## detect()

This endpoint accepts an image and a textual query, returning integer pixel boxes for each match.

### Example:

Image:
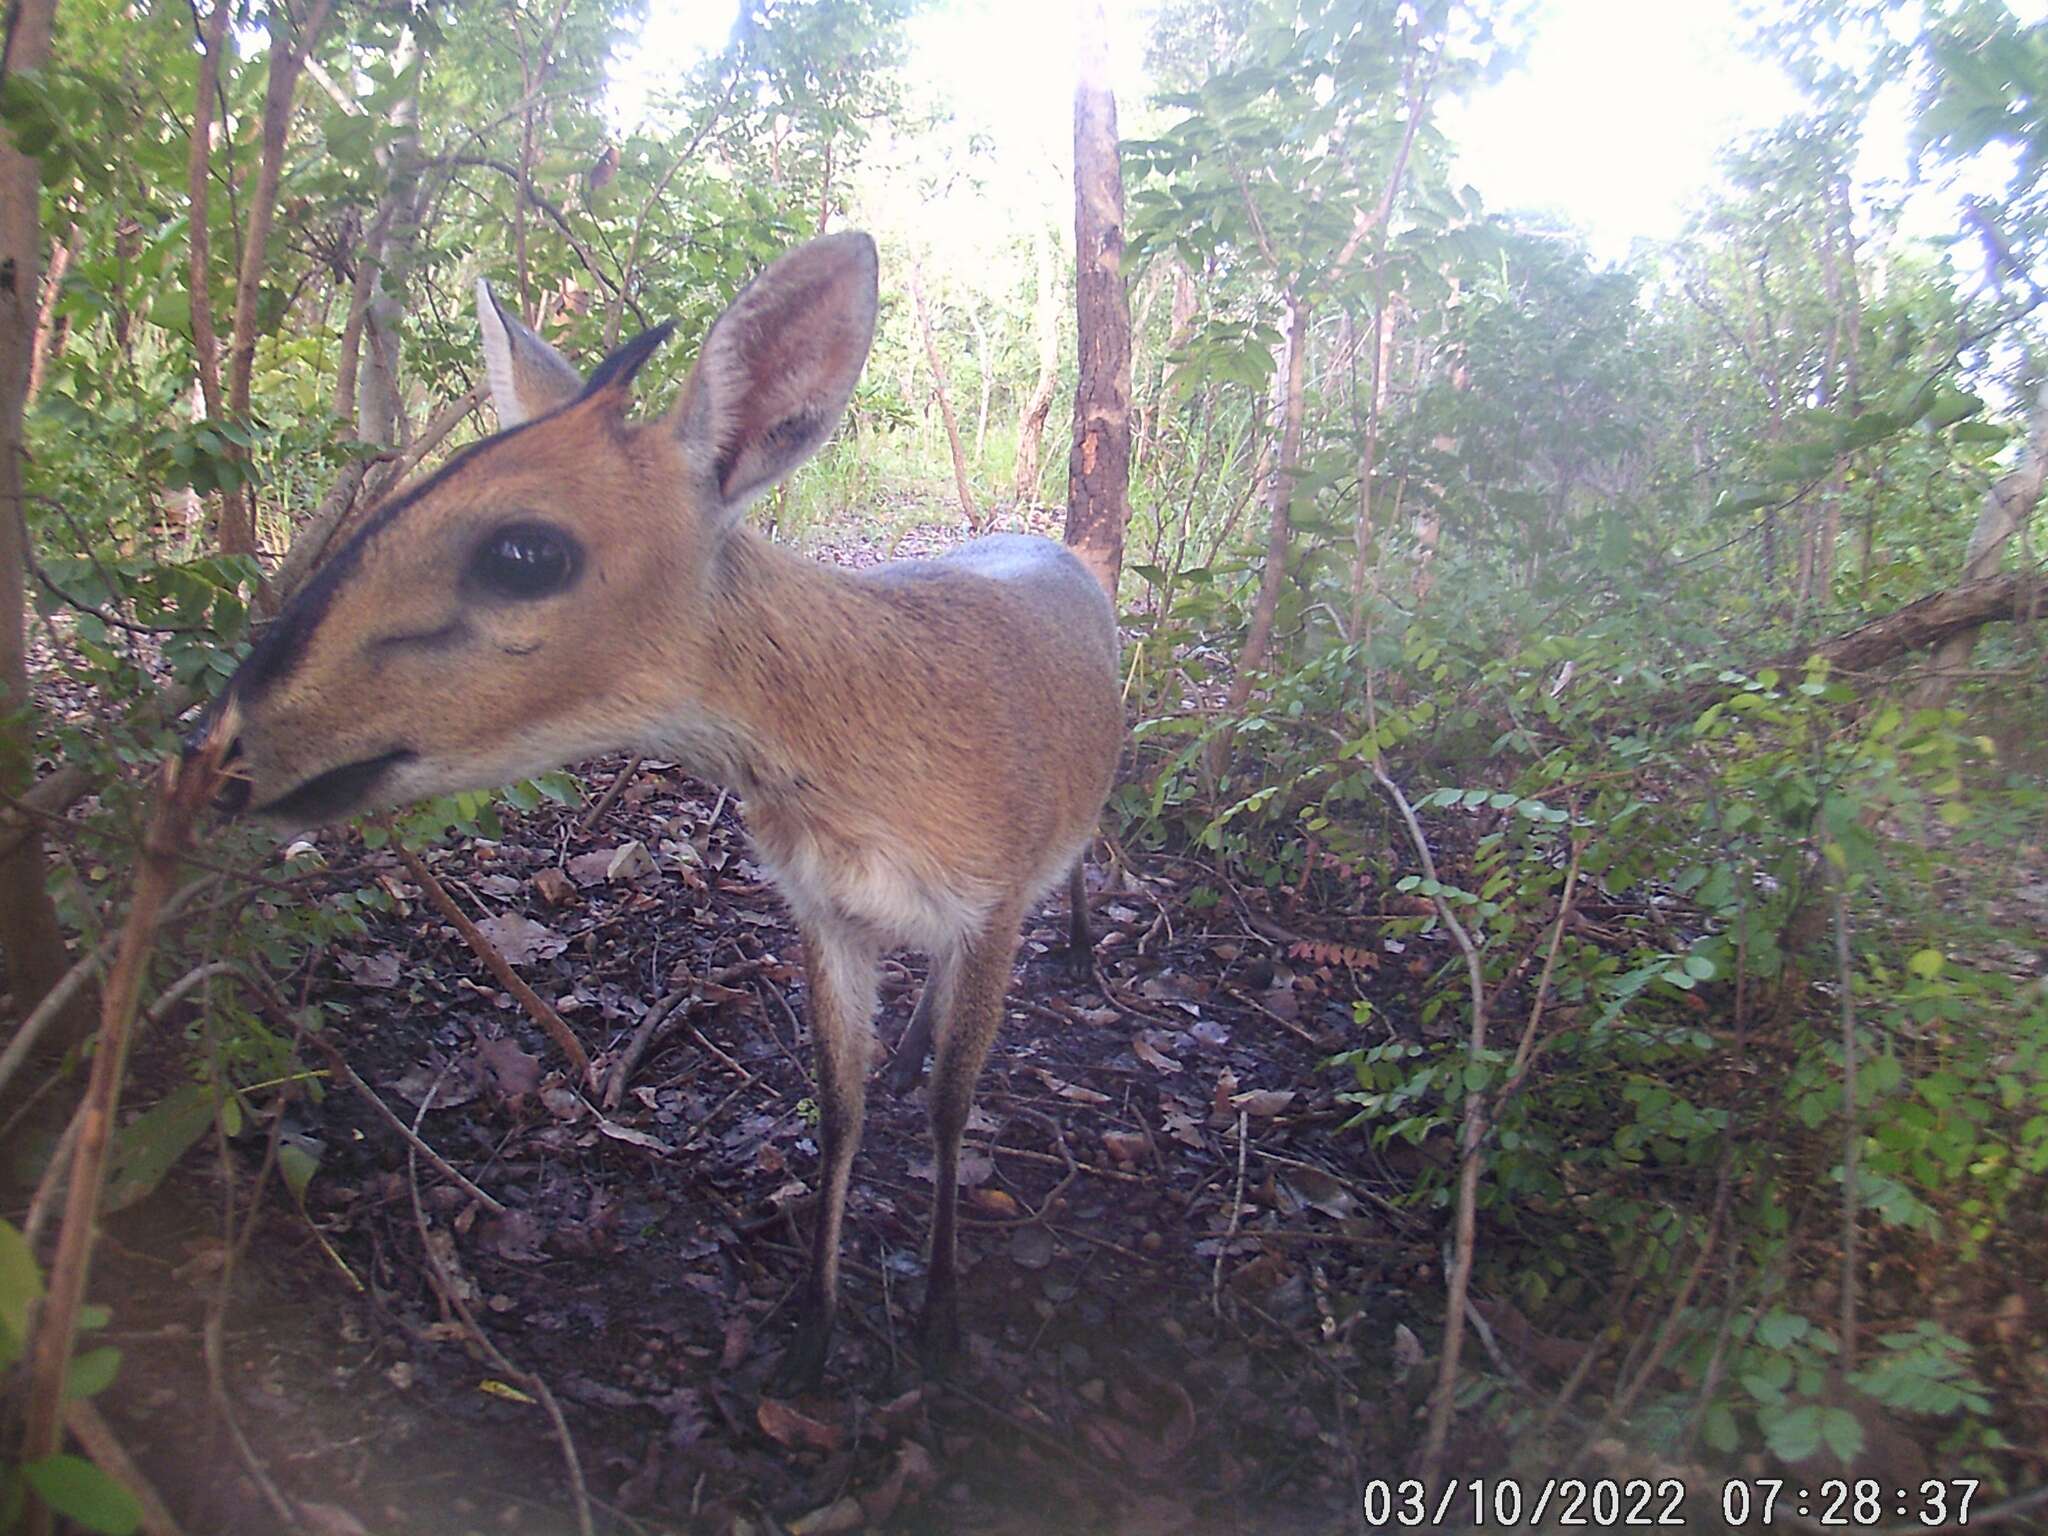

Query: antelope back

[211,234,880,824]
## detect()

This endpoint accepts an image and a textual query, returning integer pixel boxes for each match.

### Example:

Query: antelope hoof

[1061,942,1095,983]
[917,1290,962,1376]
[882,1041,928,1096]
[773,1303,834,1395]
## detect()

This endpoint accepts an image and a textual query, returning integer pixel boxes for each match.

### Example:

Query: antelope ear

[670,231,878,522]
[476,279,585,428]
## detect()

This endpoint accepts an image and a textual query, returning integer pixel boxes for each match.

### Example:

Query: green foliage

[0,1225,136,1533]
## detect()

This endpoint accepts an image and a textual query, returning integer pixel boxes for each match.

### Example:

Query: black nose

[182,691,233,761]
[213,763,251,818]
[180,706,250,817]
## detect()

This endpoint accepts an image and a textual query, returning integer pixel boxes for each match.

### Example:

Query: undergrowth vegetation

[2,0,2046,1522]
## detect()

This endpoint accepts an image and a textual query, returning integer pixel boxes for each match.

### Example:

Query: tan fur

[207,233,1122,1384]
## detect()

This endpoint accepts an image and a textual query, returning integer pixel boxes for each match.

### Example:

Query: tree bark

[908,249,977,528]
[25,225,72,405]
[968,301,992,465]
[1913,386,2048,705]
[1012,222,1063,504]
[1814,570,2042,675]
[1208,293,1304,780]
[1064,0,1131,602]
[222,0,334,559]
[0,0,88,1042]
[356,29,421,452]
[1133,256,1196,480]
[185,0,235,550]
[1349,293,1399,638]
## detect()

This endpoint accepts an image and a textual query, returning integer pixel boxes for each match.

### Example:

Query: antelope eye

[470,522,579,599]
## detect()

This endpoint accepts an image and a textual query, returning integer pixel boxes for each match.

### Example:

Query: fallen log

[1798,568,2042,675]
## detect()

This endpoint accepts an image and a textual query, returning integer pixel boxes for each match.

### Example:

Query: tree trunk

[223,0,334,561]
[1133,256,1196,480]
[908,249,977,528]
[0,0,88,1043]
[1208,293,1305,782]
[1064,0,1131,601]
[1012,222,1063,504]
[1349,293,1399,638]
[185,0,236,553]
[1914,386,2048,705]
[1808,571,2040,675]
[968,301,992,465]
[25,226,72,405]
[357,30,421,452]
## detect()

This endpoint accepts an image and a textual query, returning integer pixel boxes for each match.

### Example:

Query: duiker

[198,232,1123,1384]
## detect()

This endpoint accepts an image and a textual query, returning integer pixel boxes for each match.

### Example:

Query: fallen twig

[602,983,691,1110]
[64,1399,188,1536]
[302,1032,507,1215]
[578,754,644,833]
[391,836,594,1087]
[1212,1109,1250,1317]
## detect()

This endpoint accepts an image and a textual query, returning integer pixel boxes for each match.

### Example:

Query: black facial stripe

[369,620,468,655]
[230,420,540,702]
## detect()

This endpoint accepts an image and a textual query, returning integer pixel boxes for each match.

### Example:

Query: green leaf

[279,1142,319,1203]
[1818,1406,1866,1465]
[1761,1404,1822,1463]
[1756,1309,1806,1349]
[0,1218,45,1363]
[66,1345,122,1399]
[23,1455,142,1535]
[1907,948,1945,980]
[1702,1402,1740,1453]
[105,1084,214,1213]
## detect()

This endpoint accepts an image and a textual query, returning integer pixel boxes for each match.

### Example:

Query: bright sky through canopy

[1440,0,1807,261]
[610,0,2025,267]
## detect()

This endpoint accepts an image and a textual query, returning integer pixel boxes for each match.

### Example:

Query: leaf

[1702,1402,1740,1453]
[1907,948,1944,980]
[605,840,658,881]
[23,1455,142,1535]
[472,914,567,967]
[338,951,401,989]
[1132,1034,1183,1073]
[476,1037,542,1101]
[0,1219,44,1362]
[66,1345,122,1399]
[105,1084,215,1213]
[595,1118,674,1154]
[757,1395,845,1453]
[1288,939,1379,969]
[279,1143,320,1203]
[1761,1403,1822,1463]
[1819,1406,1867,1465]
[1228,1088,1296,1117]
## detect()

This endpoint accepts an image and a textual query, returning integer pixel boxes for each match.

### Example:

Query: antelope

[193,232,1123,1385]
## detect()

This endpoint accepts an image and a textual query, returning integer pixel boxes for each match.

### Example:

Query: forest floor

[66,509,2048,1535]
[85,513,1455,1536]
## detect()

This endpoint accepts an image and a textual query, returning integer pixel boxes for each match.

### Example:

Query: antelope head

[200,232,880,825]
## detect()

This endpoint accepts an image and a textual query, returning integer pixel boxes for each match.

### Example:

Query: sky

[608,0,2036,267]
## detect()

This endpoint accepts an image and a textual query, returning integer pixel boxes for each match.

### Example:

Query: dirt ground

[92,757,1444,1536]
